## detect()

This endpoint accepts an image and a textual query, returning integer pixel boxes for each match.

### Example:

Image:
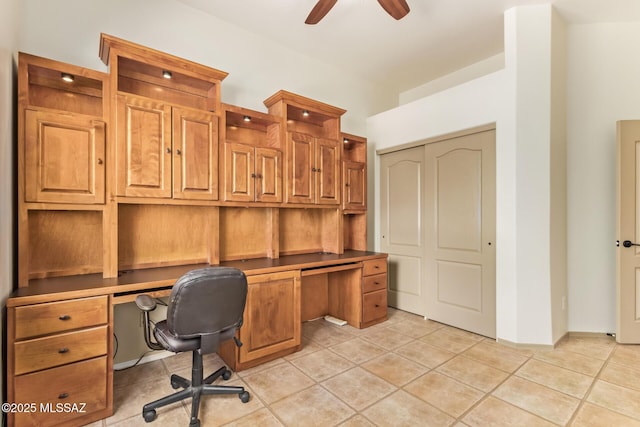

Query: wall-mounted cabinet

[17,53,110,287]
[341,132,367,212]
[342,133,368,251]
[100,34,227,202]
[221,104,282,203]
[17,36,372,285]
[117,95,219,200]
[25,109,105,205]
[264,90,345,206]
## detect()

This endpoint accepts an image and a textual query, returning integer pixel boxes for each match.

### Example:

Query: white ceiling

[176,0,640,93]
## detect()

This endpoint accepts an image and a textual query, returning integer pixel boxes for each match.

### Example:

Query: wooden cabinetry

[223,270,301,370]
[221,104,282,203]
[264,90,345,206]
[7,296,111,426]
[25,109,105,204]
[117,94,218,200]
[342,133,368,251]
[101,33,227,202]
[361,257,388,327]
[301,254,388,329]
[17,53,110,287]
[287,132,341,205]
[12,35,385,426]
[342,133,367,211]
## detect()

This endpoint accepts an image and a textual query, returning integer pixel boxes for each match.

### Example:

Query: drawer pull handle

[58,393,69,400]
[374,265,380,269]
[59,315,71,321]
[375,304,380,308]
[58,348,69,354]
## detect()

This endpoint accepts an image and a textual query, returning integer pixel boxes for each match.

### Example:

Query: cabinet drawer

[362,289,387,324]
[14,356,108,427]
[14,325,108,375]
[14,296,108,339]
[363,273,387,294]
[363,258,387,276]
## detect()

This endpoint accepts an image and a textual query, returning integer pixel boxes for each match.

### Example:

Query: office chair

[135,267,250,427]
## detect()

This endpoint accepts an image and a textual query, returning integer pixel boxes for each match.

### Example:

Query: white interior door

[380,146,427,316]
[425,129,496,338]
[616,120,640,343]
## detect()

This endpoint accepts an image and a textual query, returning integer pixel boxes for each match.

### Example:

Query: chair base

[141,351,250,425]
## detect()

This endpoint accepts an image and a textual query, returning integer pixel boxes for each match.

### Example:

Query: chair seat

[153,321,200,353]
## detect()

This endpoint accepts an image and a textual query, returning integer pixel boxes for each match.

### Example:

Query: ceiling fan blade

[377,0,410,20]
[305,0,338,25]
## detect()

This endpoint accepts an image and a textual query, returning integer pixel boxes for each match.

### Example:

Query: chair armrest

[136,294,157,311]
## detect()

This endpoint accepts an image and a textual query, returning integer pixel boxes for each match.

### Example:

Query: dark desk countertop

[9,250,387,307]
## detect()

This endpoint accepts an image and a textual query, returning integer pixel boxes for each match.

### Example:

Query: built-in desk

[6,250,387,427]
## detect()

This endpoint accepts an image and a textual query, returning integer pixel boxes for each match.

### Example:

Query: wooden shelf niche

[100,34,227,113]
[219,207,278,261]
[279,208,341,255]
[27,209,104,280]
[118,204,218,270]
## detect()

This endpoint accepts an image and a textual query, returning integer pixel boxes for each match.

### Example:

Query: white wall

[369,5,567,345]
[0,0,20,406]
[18,0,397,135]
[566,22,640,333]
[372,7,640,341]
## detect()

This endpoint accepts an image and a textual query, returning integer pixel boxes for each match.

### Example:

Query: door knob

[623,240,640,247]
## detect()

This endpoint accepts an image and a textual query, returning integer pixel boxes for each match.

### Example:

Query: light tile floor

[89,308,640,426]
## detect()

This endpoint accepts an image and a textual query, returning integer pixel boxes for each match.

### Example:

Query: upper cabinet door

[117,94,172,198]
[173,107,218,201]
[25,109,105,204]
[287,132,315,204]
[315,137,340,205]
[255,147,282,203]
[343,160,366,210]
[224,142,255,202]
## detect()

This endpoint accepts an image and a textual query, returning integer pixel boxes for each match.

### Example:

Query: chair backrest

[166,267,247,352]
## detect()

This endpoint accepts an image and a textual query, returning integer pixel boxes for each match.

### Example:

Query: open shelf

[219,207,277,261]
[28,210,103,279]
[279,208,340,255]
[118,204,217,270]
[343,213,367,251]
[24,57,106,117]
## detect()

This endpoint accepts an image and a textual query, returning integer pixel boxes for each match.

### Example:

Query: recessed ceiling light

[162,70,172,79]
[243,115,251,122]
[302,110,310,117]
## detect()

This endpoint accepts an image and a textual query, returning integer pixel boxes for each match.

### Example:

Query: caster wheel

[222,369,232,380]
[143,409,157,422]
[170,374,183,389]
[239,391,250,403]
[189,419,200,427]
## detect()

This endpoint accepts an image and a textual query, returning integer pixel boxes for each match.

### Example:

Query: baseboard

[496,338,555,351]
[113,350,174,371]
[496,331,615,351]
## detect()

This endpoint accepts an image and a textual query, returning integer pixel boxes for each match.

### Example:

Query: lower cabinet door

[362,289,387,325]
[239,270,301,363]
[13,356,107,427]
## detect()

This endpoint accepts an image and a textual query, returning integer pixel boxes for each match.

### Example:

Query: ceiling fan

[305,0,410,24]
